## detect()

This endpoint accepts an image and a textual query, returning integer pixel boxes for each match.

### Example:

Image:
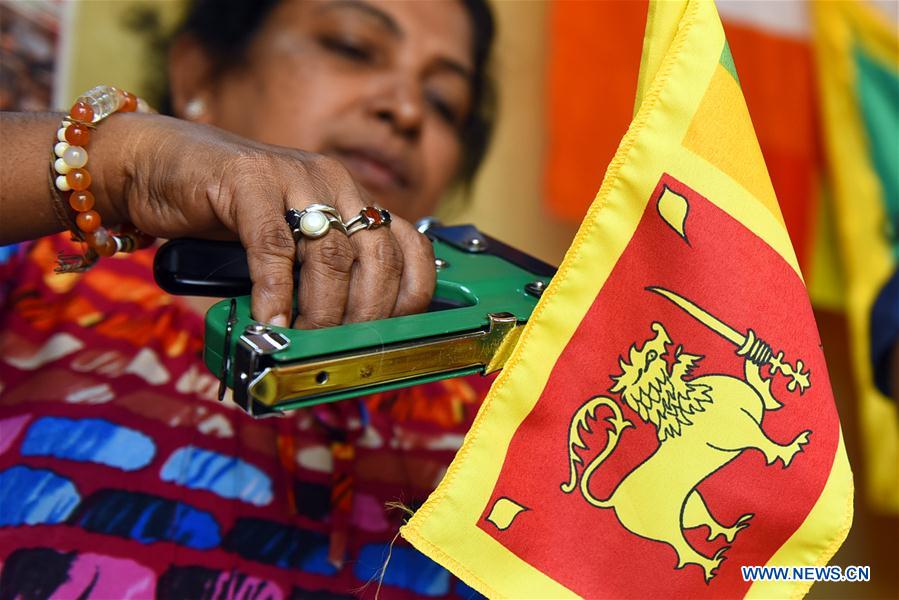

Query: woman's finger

[390,218,436,316]
[284,159,363,328]
[293,229,355,329]
[344,224,404,323]
[233,187,297,327]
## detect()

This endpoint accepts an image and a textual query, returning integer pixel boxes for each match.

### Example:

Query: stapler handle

[154,238,298,297]
[153,238,468,312]
[154,227,555,297]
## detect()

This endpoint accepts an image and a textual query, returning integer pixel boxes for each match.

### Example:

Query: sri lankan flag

[401,0,853,597]
[813,1,899,513]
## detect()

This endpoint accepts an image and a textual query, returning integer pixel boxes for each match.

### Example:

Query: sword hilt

[738,330,810,394]
[770,351,810,394]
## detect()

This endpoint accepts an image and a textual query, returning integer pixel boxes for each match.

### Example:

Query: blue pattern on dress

[354,544,451,596]
[21,417,155,471]
[160,445,273,506]
[72,489,221,549]
[0,466,80,526]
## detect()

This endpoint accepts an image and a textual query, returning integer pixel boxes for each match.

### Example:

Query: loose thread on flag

[374,529,402,600]
[352,501,415,599]
[383,500,415,517]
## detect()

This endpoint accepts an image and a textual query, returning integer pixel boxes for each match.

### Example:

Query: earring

[184,98,206,120]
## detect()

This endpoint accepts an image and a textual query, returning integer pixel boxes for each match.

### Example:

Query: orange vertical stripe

[723,22,820,271]
[545,0,648,222]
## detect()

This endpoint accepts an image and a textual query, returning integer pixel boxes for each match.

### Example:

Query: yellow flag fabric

[812,0,899,513]
[402,0,852,597]
[633,0,688,117]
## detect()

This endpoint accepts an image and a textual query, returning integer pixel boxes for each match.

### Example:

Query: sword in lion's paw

[648,287,811,394]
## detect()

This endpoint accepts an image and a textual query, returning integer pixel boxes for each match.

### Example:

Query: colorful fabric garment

[0,233,489,600]
[403,1,852,597]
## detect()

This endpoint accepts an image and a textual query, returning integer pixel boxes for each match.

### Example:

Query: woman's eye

[320,36,373,63]
[426,92,460,127]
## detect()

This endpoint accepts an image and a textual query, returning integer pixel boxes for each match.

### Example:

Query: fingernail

[269,314,288,328]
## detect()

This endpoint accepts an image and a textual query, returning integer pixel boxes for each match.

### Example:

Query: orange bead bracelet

[51,85,156,273]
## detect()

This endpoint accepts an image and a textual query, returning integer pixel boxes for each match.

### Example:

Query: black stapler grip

[153,239,299,297]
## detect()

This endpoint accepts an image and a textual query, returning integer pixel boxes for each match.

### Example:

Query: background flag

[402,1,853,597]
[545,0,833,306]
[812,0,899,513]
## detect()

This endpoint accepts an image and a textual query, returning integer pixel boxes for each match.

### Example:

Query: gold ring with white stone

[285,205,346,241]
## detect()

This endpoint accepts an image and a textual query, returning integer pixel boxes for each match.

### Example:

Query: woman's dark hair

[129,0,496,186]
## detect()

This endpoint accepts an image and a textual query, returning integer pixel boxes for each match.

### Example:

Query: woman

[0,0,494,597]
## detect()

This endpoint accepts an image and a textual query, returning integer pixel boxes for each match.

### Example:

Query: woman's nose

[369,75,424,139]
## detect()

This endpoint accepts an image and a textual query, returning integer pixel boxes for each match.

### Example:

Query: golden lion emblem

[562,315,812,582]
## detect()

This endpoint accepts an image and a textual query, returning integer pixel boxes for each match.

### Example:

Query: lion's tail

[561,395,634,508]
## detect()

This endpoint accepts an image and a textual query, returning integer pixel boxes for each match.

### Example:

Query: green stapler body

[154,225,554,417]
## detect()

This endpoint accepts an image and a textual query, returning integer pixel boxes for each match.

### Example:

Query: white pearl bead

[55,175,71,191]
[54,142,70,157]
[57,127,68,142]
[63,145,88,169]
[300,211,329,238]
[54,158,71,174]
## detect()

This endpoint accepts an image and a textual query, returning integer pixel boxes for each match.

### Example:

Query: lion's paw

[701,546,730,582]
[711,513,753,543]
[736,512,754,527]
[794,430,812,448]
[782,430,812,467]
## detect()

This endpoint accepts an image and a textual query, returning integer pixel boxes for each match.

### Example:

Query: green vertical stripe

[719,41,740,85]
[854,43,899,257]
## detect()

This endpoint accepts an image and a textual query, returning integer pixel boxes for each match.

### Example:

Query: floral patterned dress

[0,234,489,599]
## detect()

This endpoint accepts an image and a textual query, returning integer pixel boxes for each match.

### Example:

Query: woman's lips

[334,149,409,192]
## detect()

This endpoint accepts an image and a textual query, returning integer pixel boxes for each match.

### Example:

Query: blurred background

[1,0,896,597]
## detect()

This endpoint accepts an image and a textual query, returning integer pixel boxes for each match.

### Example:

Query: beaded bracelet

[51,85,156,273]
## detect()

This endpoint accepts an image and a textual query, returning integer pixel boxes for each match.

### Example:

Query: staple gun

[154,224,554,417]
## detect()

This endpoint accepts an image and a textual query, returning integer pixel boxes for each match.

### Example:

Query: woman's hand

[93,113,436,327]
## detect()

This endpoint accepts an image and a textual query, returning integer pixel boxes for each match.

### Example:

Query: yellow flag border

[634,0,689,116]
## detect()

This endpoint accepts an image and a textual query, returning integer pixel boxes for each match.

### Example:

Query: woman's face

[191,0,475,221]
